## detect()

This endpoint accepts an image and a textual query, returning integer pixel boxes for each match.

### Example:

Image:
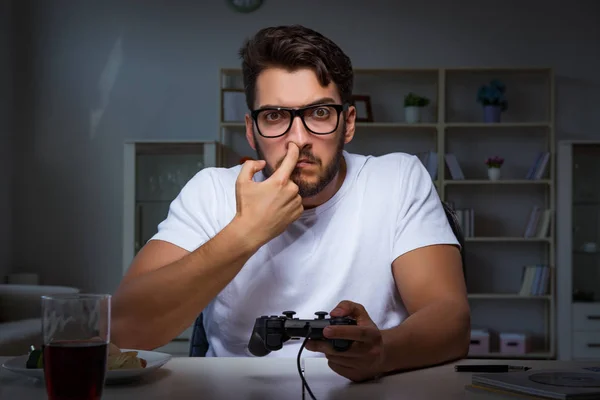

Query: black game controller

[247,311,357,357]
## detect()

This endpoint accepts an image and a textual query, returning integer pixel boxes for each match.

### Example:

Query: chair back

[189,314,209,357]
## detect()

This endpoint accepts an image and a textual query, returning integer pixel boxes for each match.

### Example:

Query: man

[111,24,470,383]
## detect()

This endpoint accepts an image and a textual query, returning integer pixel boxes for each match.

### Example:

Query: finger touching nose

[286,116,311,147]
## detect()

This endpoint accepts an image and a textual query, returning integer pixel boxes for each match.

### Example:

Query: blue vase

[483,105,501,123]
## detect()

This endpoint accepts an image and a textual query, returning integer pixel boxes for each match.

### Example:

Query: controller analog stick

[315,311,328,319]
[283,311,296,319]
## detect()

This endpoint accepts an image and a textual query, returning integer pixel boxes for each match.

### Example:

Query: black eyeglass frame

[250,103,349,138]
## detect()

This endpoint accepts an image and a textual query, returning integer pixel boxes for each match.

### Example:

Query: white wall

[11,0,600,293]
[0,0,14,281]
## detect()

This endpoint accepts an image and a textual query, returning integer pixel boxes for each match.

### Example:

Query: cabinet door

[571,144,600,303]
[134,201,171,253]
[133,142,217,255]
[123,142,219,271]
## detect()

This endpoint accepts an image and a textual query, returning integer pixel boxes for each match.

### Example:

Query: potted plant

[485,156,504,180]
[404,92,430,123]
[477,79,507,123]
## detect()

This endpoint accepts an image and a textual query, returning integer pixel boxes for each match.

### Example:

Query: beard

[254,121,346,198]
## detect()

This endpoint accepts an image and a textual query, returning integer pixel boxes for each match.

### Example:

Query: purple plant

[485,156,504,168]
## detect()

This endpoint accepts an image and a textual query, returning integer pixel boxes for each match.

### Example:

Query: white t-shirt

[150,150,459,358]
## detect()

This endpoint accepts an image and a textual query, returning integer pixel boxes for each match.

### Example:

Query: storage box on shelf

[217,67,555,359]
[469,329,497,355]
[470,330,534,356]
[499,332,532,355]
[557,141,600,361]
[122,140,220,356]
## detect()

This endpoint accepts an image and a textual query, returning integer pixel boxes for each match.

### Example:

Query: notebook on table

[467,367,600,400]
[465,383,551,399]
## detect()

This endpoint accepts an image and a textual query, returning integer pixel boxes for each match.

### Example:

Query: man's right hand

[234,142,303,245]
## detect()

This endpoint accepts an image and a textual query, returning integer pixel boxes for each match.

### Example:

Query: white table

[301,358,600,399]
[2,356,600,399]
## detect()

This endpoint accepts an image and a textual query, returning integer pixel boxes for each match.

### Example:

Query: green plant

[404,92,430,108]
[477,79,508,111]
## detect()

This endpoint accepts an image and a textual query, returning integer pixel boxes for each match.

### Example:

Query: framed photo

[351,95,373,122]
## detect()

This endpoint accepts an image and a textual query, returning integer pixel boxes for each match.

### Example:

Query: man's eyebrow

[257,97,338,109]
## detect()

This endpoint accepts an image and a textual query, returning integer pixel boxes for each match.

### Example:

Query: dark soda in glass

[43,340,108,400]
[41,293,111,400]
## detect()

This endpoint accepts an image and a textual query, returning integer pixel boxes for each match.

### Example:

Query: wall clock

[227,0,263,13]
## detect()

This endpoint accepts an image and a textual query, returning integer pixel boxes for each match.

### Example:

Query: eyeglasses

[251,103,348,138]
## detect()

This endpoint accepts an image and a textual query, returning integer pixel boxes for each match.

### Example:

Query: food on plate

[26,348,43,369]
[25,342,147,370]
[107,343,147,370]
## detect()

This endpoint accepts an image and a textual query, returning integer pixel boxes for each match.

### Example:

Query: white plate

[1,349,172,384]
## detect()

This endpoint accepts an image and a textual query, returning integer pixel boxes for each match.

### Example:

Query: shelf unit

[218,67,555,359]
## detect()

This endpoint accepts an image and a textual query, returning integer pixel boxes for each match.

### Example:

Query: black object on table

[455,364,531,373]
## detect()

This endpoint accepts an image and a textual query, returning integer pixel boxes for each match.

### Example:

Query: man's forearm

[111,218,262,350]
[379,299,471,374]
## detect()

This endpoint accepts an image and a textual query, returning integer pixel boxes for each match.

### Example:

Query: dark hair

[238,25,353,110]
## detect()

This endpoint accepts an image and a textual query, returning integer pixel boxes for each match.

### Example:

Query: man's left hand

[304,300,385,382]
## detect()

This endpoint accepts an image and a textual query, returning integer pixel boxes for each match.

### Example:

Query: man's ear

[245,114,256,150]
[344,106,356,144]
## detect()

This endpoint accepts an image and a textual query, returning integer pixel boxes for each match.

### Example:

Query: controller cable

[297,326,317,400]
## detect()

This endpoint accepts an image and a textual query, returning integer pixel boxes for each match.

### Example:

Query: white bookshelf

[217,67,556,359]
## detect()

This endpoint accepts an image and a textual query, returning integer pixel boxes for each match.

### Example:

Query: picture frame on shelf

[350,95,373,122]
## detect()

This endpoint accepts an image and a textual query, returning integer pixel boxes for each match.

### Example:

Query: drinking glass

[41,294,111,400]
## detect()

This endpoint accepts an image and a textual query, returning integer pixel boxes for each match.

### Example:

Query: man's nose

[286,115,311,147]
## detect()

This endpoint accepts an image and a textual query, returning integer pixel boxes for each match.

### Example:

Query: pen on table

[455,364,531,373]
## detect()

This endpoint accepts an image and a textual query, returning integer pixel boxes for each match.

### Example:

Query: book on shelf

[519,265,550,296]
[416,150,438,180]
[523,206,551,238]
[525,152,550,180]
[455,208,474,237]
[445,153,465,180]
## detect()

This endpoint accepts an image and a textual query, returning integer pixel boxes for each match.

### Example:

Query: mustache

[277,149,320,167]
